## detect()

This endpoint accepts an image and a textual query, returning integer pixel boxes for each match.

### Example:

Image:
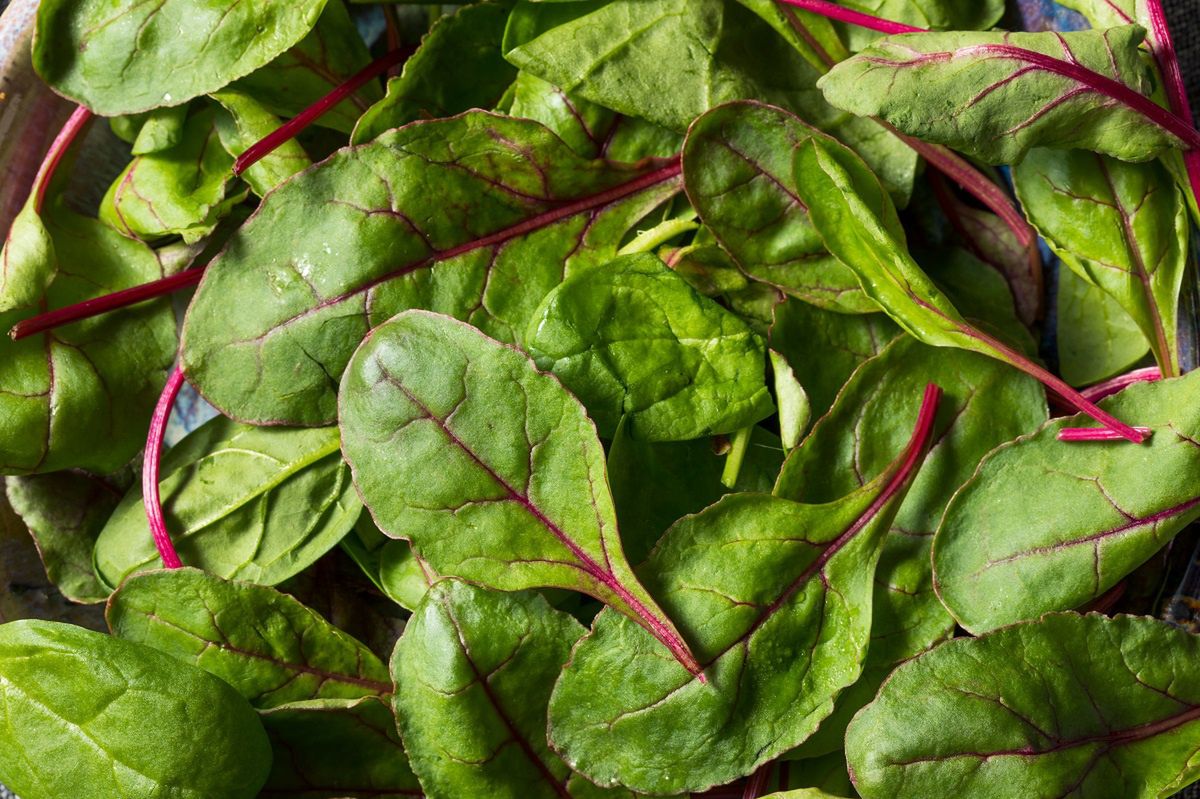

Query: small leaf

[0,619,271,799]
[212,90,312,197]
[847,613,1200,799]
[0,202,56,313]
[769,349,810,450]
[1057,266,1150,385]
[340,516,435,611]
[340,310,700,674]
[131,104,189,155]
[93,416,361,589]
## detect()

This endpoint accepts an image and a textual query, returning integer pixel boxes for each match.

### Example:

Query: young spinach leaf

[107,568,390,708]
[847,613,1200,799]
[933,370,1200,633]
[93,416,360,589]
[546,385,939,794]
[1014,148,1186,376]
[180,111,682,426]
[0,619,271,799]
[525,253,773,441]
[340,310,701,675]
[1057,265,1150,385]
[770,349,811,450]
[259,696,422,799]
[819,26,1190,164]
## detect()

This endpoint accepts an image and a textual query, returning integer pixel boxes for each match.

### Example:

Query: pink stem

[10,268,204,340]
[775,0,923,34]
[32,105,93,213]
[1143,0,1200,208]
[1059,426,1153,442]
[1080,366,1162,403]
[741,764,772,799]
[144,366,186,569]
[234,47,411,176]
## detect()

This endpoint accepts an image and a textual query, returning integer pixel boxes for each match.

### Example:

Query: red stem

[1080,366,1162,403]
[775,0,923,34]
[741,764,772,799]
[10,268,204,340]
[1058,427,1153,442]
[234,47,410,176]
[1143,0,1200,208]
[32,105,93,213]
[144,366,186,569]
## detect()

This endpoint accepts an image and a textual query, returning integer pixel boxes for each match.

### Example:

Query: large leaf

[352,3,517,144]
[847,613,1200,799]
[180,111,682,426]
[32,0,328,116]
[525,253,773,441]
[259,697,422,799]
[546,387,938,794]
[0,208,176,476]
[340,310,701,674]
[93,416,361,589]
[819,26,1182,164]
[107,569,390,708]
[933,370,1200,633]
[832,0,1005,50]
[1057,265,1150,385]
[0,619,271,799]
[1014,148,1186,375]
[776,336,1046,756]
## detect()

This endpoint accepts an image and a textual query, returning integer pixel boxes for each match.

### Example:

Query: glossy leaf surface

[212,90,312,197]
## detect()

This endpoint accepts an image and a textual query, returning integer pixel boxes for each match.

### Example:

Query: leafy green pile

[3,0,1200,797]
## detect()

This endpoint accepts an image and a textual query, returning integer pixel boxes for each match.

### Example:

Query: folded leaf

[736,0,849,72]
[108,568,390,708]
[847,613,1200,799]
[32,0,327,116]
[526,253,773,441]
[819,26,1184,164]
[933,370,1200,633]
[0,619,271,799]
[1014,148,1185,375]
[340,310,701,674]
[1057,265,1150,385]
[212,90,312,197]
[340,516,436,611]
[0,202,56,313]
[131,104,189,155]
[770,350,811,450]
[181,111,682,426]
[93,416,361,589]
[547,385,940,794]
[259,697,421,799]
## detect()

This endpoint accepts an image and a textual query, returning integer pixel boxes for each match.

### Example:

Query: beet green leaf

[847,613,1200,799]
[830,0,1004,49]
[340,310,701,675]
[32,0,327,116]
[180,111,682,426]
[93,415,361,589]
[0,619,271,799]
[934,370,1200,633]
[819,26,1185,164]
[0,199,56,314]
[546,385,939,794]
[107,568,390,709]
[212,90,312,197]
[1057,266,1150,385]
[1057,0,1136,29]
[340,516,435,612]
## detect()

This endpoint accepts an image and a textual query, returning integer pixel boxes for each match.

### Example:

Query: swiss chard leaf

[1014,148,1186,376]
[1057,265,1150,385]
[259,697,422,799]
[93,415,361,589]
[0,619,271,799]
[819,26,1184,164]
[340,310,701,674]
[32,0,327,116]
[525,253,773,441]
[847,613,1200,799]
[546,386,939,794]
[107,568,391,708]
[933,370,1200,633]
[180,111,682,426]
[352,3,517,145]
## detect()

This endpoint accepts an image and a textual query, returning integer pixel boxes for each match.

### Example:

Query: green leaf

[819,26,1179,164]
[525,253,773,441]
[925,246,1037,356]
[847,613,1200,799]
[1014,148,1185,375]
[934,369,1200,633]
[340,516,435,611]
[32,0,328,116]
[1057,0,1137,29]
[107,568,390,709]
[180,111,682,426]
[0,619,271,799]
[391,579,589,798]
[770,349,811,450]
[547,390,936,794]
[735,0,849,71]
[259,697,422,799]
[341,310,701,674]
[776,335,1046,757]
[0,201,56,314]
[101,106,244,244]
[5,470,129,604]
[682,101,893,313]
[1057,266,1150,385]
[352,3,517,144]
[0,208,176,476]
[212,90,312,197]
[832,0,1005,50]
[93,416,361,589]
[131,104,189,155]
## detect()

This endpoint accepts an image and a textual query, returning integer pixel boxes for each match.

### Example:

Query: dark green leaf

[1056,266,1149,385]
[340,515,434,611]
